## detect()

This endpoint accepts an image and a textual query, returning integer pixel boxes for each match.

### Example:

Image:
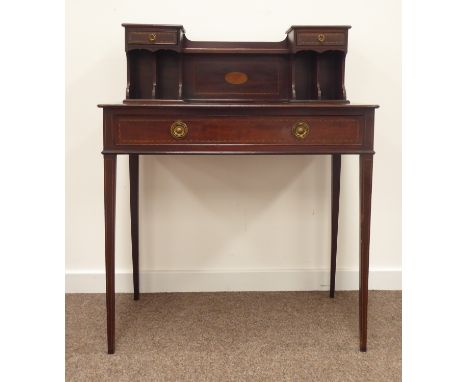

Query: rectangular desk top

[98,102,379,109]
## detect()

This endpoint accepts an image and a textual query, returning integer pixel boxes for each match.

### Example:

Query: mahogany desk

[99,24,378,354]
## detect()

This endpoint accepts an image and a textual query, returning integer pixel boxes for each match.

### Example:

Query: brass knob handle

[148,33,157,42]
[292,122,310,140]
[317,33,325,42]
[170,121,188,139]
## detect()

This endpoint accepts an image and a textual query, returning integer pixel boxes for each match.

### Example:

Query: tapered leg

[129,155,140,300]
[104,154,117,354]
[359,154,373,352]
[330,154,341,298]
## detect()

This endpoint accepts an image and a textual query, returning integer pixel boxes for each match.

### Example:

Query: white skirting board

[65,268,401,293]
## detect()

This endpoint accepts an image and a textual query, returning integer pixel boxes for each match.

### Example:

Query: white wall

[65,0,401,292]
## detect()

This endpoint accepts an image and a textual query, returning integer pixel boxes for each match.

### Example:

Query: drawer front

[296,32,346,46]
[128,30,178,45]
[114,116,363,147]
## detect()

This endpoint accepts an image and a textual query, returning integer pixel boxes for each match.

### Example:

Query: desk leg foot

[330,154,341,298]
[129,155,140,301]
[104,154,116,354]
[359,154,373,352]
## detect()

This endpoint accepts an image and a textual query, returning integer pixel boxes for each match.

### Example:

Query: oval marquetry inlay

[224,71,248,85]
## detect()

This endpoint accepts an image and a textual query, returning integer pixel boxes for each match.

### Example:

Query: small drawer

[127,30,178,45]
[296,32,346,46]
[114,116,363,147]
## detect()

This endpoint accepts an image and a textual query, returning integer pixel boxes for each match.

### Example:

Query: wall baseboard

[65,268,401,293]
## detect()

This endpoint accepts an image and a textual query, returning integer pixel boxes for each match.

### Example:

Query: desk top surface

[98,102,378,109]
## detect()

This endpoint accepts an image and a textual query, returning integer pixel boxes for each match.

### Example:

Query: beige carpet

[66,291,401,381]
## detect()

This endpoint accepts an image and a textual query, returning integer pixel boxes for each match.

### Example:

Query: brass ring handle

[317,33,325,42]
[292,122,310,140]
[170,121,188,139]
[148,33,157,42]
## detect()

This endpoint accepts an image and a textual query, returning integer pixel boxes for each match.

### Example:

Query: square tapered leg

[104,154,116,354]
[359,154,373,352]
[330,154,341,298]
[129,154,140,301]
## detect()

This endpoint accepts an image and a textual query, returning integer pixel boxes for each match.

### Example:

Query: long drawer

[113,116,363,146]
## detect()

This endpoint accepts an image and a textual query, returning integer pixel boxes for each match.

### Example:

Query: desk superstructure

[99,24,378,353]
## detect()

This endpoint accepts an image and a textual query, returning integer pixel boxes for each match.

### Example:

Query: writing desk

[99,24,378,354]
